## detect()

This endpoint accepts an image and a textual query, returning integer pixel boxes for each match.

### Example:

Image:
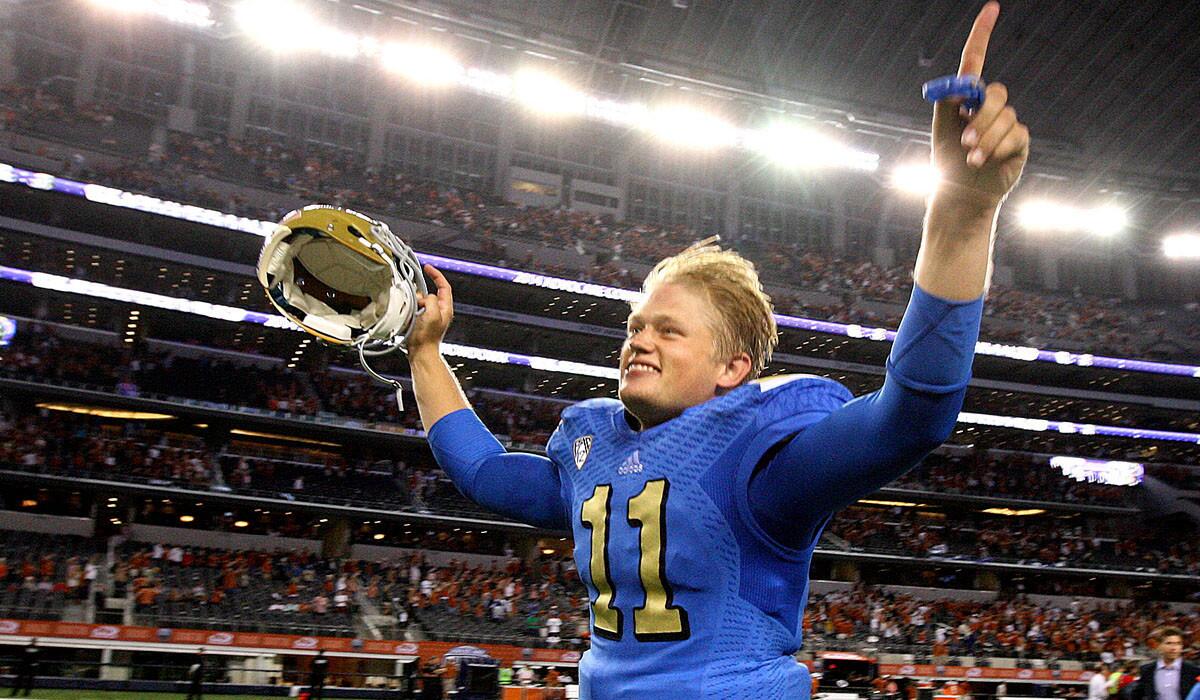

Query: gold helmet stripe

[279,206,389,266]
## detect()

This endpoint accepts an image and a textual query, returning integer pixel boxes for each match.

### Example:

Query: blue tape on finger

[922,74,985,110]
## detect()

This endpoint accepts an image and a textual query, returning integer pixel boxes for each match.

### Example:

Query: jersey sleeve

[747,283,983,550]
[1185,677,1200,700]
[426,408,569,530]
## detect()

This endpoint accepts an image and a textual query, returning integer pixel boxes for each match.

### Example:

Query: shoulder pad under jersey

[560,397,624,421]
[751,373,853,423]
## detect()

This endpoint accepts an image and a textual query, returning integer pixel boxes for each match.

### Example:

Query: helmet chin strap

[355,282,424,412]
[357,343,407,411]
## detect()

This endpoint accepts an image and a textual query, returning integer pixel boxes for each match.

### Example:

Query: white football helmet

[258,205,427,350]
[257,205,427,405]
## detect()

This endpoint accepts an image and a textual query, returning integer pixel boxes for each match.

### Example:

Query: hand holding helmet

[405,263,456,358]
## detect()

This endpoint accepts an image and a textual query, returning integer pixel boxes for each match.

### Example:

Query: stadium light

[460,67,513,99]
[1049,456,1144,486]
[513,70,587,116]
[744,122,880,172]
[1016,200,1129,236]
[643,105,739,150]
[88,0,215,28]
[380,43,464,86]
[1162,232,1200,260]
[35,403,175,420]
[235,1,312,50]
[584,97,647,128]
[980,508,1046,516]
[235,0,369,59]
[890,162,942,196]
[105,2,881,171]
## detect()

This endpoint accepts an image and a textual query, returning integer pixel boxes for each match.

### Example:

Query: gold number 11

[580,479,690,642]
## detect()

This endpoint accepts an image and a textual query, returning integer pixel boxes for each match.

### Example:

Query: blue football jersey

[545,375,852,700]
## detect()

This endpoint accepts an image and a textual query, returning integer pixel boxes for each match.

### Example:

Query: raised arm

[407,264,471,430]
[749,2,1028,549]
[408,264,567,530]
[749,285,982,548]
[917,1,1029,301]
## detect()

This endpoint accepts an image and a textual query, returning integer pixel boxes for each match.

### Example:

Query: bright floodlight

[744,122,879,172]
[460,68,513,98]
[585,97,647,129]
[514,70,586,116]
[381,43,464,86]
[890,163,941,196]
[89,0,215,28]
[1016,200,1128,236]
[644,105,739,150]
[236,1,310,47]
[235,0,366,59]
[1163,232,1200,259]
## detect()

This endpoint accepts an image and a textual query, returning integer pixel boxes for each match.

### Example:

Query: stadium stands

[0,6,1197,683]
[4,399,1191,575]
[3,80,1198,363]
[0,530,98,620]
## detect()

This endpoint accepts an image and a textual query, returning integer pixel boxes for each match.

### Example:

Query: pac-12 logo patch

[573,435,594,470]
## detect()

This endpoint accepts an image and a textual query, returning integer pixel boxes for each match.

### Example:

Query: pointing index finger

[958,1,1000,78]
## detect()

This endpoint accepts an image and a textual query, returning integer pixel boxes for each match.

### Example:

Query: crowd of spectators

[4,526,1198,661]
[2,317,1197,456]
[120,543,357,634]
[401,554,587,648]
[0,228,1187,436]
[0,531,99,620]
[3,401,1191,576]
[3,322,1196,502]
[804,584,1200,662]
[3,81,1198,361]
[0,404,514,535]
[0,321,572,442]
[0,85,122,152]
[112,541,584,646]
[1,396,1152,513]
[828,506,1200,576]
[894,450,1135,507]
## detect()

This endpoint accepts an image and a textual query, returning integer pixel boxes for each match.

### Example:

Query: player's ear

[716,352,753,390]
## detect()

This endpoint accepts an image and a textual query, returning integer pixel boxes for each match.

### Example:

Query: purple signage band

[0,262,1195,444]
[2,161,1198,379]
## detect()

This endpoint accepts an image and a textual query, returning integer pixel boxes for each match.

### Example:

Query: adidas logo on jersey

[573,435,593,470]
[617,450,644,476]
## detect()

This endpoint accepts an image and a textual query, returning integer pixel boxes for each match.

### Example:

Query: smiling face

[618,282,751,430]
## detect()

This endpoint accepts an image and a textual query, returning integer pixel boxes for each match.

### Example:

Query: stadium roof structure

[324,0,1200,246]
[419,0,1200,188]
[7,0,1200,253]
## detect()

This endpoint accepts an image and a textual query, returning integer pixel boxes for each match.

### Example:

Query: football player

[408,3,1027,698]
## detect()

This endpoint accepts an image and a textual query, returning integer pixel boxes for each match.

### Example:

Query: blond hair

[642,237,777,381]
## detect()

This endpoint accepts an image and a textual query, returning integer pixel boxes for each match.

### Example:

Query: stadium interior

[0,0,1197,699]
